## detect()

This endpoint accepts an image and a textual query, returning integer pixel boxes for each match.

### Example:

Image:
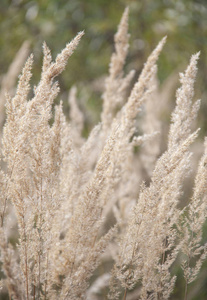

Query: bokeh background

[1,0,207,130]
[0,0,207,299]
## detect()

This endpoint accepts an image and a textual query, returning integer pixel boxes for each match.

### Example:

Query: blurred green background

[1,0,207,128]
[0,1,207,299]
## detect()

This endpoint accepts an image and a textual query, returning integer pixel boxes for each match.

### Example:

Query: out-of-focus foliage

[1,0,207,95]
[0,1,207,299]
[0,0,207,126]
[1,0,207,131]
[1,1,207,69]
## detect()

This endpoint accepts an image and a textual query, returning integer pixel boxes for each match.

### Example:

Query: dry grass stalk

[0,41,30,130]
[0,9,206,300]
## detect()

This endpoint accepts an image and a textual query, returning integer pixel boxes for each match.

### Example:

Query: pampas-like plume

[109,53,201,300]
[101,7,135,134]
[181,137,207,299]
[0,8,207,300]
[0,41,30,130]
